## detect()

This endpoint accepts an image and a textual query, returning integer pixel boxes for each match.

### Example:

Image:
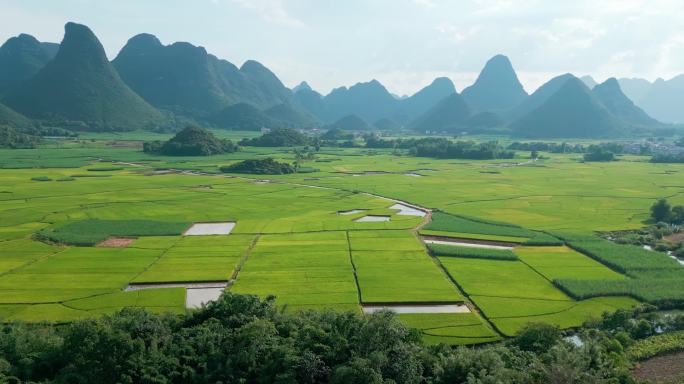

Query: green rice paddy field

[0,136,683,345]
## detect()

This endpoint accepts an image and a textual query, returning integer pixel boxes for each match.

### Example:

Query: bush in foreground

[0,292,643,384]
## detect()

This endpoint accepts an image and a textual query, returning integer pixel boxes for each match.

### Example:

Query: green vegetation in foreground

[3,292,678,384]
[427,243,518,260]
[220,158,295,174]
[36,219,190,246]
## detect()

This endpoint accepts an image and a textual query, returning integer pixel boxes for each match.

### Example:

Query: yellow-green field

[1,138,683,344]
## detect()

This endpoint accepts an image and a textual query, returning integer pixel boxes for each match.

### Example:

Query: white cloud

[230,0,304,27]
[412,0,437,8]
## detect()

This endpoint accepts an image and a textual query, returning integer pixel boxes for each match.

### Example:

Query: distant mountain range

[4,23,165,131]
[295,77,456,125]
[582,75,684,124]
[0,21,681,137]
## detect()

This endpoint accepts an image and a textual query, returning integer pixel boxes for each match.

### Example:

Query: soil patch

[184,222,236,236]
[632,352,684,383]
[664,232,684,245]
[405,173,423,177]
[362,304,471,314]
[354,215,391,222]
[422,236,516,250]
[97,237,136,248]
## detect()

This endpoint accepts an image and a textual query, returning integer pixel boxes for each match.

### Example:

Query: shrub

[583,148,615,162]
[30,176,51,181]
[220,158,296,175]
[511,323,561,353]
[240,128,310,147]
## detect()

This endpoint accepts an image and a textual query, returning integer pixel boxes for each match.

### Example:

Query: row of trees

[650,153,684,163]
[240,128,316,148]
[3,292,680,384]
[0,125,40,149]
[651,198,684,224]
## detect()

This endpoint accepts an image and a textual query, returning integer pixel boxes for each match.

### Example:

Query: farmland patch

[349,230,463,303]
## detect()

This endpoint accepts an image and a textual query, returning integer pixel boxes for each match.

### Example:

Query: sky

[1,0,684,96]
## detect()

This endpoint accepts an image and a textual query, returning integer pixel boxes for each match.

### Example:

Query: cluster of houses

[622,140,684,156]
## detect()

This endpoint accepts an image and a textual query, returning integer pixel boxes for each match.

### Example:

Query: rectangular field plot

[514,246,626,281]
[398,313,500,345]
[0,247,162,304]
[133,234,255,283]
[439,254,639,336]
[349,231,463,303]
[0,288,186,323]
[420,230,529,244]
[230,232,359,309]
[475,296,640,336]
[0,239,63,273]
[422,212,533,240]
[438,257,570,300]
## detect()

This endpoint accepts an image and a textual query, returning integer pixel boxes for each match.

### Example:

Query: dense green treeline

[0,125,39,148]
[3,293,680,384]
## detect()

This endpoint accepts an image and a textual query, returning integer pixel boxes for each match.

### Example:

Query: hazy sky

[2,0,684,96]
